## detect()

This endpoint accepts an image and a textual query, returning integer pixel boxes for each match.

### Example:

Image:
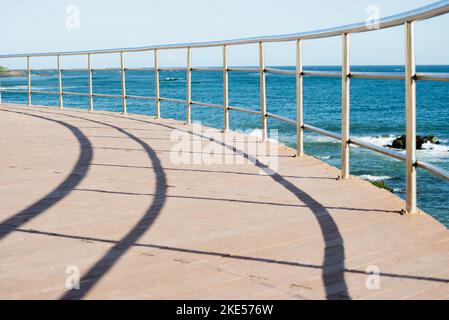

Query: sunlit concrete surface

[0,104,448,300]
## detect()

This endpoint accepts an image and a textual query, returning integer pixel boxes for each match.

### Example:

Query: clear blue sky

[1,0,448,68]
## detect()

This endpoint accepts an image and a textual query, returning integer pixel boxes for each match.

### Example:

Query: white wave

[355,134,449,161]
[356,135,396,147]
[1,85,28,90]
[31,87,52,91]
[359,174,393,182]
[246,128,278,143]
[163,77,182,81]
[248,128,262,138]
[421,141,449,152]
[304,134,339,144]
[1,85,49,90]
[418,142,449,162]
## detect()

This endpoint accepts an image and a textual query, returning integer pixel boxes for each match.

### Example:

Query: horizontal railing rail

[303,124,342,141]
[350,71,405,80]
[190,101,224,109]
[349,137,406,162]
[1,1,449,215]
[0,1,448,57]
[62,91,88,97]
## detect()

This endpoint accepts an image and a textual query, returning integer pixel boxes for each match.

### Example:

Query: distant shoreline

[0,64,448,72]
[0,68,24,77]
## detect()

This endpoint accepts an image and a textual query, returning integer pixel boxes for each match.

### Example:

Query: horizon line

[3,64,449,71]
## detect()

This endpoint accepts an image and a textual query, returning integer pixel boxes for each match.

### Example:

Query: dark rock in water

[390,135,407,149]
[421,135,439,145]
[388,135,439,150]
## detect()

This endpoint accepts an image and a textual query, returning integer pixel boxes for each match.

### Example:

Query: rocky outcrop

[388,135,439,150]
[0,69,24,77]
[371,181,394,193]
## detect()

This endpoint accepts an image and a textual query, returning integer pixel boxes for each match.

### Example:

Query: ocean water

[1,65,448,227]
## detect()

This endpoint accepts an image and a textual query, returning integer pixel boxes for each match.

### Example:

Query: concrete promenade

[1,104,448,299]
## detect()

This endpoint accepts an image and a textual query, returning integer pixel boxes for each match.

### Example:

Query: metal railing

[1,1,449,214]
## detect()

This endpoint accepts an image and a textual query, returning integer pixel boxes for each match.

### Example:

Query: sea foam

[359,174,393,181]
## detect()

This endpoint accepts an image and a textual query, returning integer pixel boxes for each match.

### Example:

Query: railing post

[296,39,304,157]
[223,45,229,131]
[27,56,31,106]
[186,47,192,124]
[154,49,161,119]
[405,21,417,214]
[87,53,93,112]
[57,55,63,110]
[259,42,267,142]
[120,51,127,114]
[341,33,350,179]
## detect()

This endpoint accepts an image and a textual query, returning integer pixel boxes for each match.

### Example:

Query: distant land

[0,66,24,77]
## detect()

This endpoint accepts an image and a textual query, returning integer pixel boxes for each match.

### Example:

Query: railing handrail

[1,1,449,58]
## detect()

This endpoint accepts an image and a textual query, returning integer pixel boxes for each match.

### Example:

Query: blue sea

[1,65,448,227]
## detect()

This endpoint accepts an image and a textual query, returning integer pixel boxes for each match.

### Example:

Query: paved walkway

[0,104,448,299]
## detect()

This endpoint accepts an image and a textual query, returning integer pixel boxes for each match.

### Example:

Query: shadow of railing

[91,162,338,181]
[82,111,352,300]
[35,112,168,300]
[0,110,93,240]
[4,106,350,299]
[14,227,449,285]
[1,108,168,300]
[75,187,400,214]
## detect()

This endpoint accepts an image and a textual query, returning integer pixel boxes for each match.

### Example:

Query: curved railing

[1,1,449,214]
